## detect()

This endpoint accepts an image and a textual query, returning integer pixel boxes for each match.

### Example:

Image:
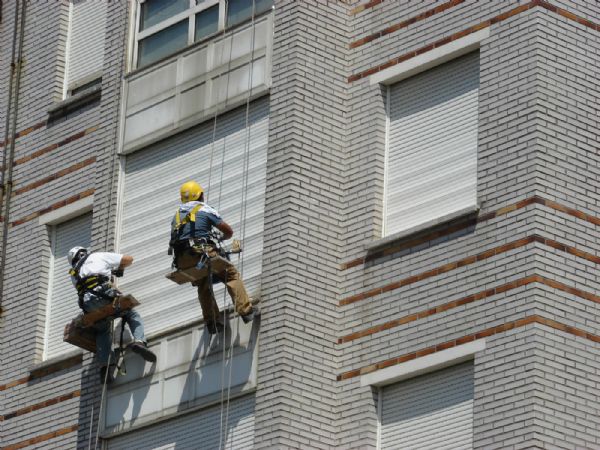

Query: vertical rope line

[89,5,127,449]
[236,2,258,279]
[223,2,259,443]
[216,4,235,450]
[207,6,234,203]
[93,320,115,450]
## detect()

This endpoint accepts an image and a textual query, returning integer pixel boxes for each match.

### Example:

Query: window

[379,362,474,449]
[118,97,269,336]
[64,0,107,97]
[44,213,92,360]
[134,0,273,68]
[384,51,480,237]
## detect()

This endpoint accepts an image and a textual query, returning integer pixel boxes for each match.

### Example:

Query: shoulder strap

[68,252,91,279]
[172,204,204,230]
[189,203,203,221]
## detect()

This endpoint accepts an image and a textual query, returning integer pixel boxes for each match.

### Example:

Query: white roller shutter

[107,393,255,450]
[66,0,107,89]
[380,361,474,450]
[118,97,268,336]
[44,213,92,360]
[385,51,479,236]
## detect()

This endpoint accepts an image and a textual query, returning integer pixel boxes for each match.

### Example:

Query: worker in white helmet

[67,247,156,383]
[169,181,256,334]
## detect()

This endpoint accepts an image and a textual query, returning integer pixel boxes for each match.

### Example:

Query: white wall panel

[380,361,474,449]
[103,320,258,437]
[385,51,479,236]
[107,394,255,450]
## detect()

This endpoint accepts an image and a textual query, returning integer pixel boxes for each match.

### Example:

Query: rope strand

[223,3,259,444]
[93,319,115,450]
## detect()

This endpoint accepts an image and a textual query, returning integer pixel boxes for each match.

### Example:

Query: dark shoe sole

[130,343,157,363]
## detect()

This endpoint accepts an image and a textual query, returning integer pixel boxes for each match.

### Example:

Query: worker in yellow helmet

[169,181,256,334]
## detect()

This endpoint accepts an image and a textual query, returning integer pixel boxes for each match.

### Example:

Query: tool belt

[172,237,226,268]
[78,277,120,309]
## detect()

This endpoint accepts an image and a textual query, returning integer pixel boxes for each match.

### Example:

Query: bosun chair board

[63,294,140,353]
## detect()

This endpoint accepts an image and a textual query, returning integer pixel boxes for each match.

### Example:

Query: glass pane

[140,0,189,30]
[226,0,251,27]
[255,0,273,15]
[194,5,219,42]
[227,0,273,28]
[138,20,188,67]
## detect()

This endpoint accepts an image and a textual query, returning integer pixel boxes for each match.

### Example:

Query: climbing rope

[203,3,237,449]
[94,1,129,441]
[206,8,236,204]
[222,1,259,446]
[92,318,116,450]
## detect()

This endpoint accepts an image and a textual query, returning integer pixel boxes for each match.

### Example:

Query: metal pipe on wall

[0,0,27,316]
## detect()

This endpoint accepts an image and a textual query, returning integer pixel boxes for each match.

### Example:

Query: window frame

[370,29,489,242]
[133,0,223,69]
[132,0,272,70]
[42,223,60,361]
[38,197,93,362]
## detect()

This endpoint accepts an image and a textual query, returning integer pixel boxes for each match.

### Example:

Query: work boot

[205,320,225,335]
[241,307,259,324]
[99,365,115,385]
[130,341,157,363]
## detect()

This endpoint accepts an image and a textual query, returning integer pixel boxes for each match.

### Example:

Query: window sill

[47,85,102,122]
[28,351,83,379]
[368,204,480,253]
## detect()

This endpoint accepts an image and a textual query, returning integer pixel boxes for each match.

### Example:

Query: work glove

[112,268,125,277]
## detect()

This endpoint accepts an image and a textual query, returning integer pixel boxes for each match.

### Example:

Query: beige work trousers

[176,246,252,324]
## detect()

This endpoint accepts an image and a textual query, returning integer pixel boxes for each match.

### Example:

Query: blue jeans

[82,292,146,366]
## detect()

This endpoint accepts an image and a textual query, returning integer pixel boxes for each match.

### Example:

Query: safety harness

[169,203,215,256]
[171,203,204,241]
[68,252,111,309]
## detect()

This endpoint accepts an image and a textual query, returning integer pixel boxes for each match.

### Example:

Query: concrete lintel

[360,338,486,387]
[38,196,94,225]
[370,28,490,86]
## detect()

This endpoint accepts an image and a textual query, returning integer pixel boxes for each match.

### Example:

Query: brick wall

[1,0,599,448]
[338,0,600,448]
[0,2,127,448]
[254,1,349,448]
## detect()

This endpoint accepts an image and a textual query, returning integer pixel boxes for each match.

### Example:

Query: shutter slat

[67,0,107,87]
[107,394,255,449]
[385,51,479,236]
[45,213,92,359]
[380,361,474,449]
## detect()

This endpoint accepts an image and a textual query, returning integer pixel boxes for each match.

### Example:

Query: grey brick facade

[1,1,599,449]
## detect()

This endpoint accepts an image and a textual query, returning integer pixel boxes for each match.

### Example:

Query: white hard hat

[67,246,88,266]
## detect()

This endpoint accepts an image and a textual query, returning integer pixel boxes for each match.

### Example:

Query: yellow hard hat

[180,181,203,202]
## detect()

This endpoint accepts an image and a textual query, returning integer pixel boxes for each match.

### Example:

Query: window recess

[64,0,107,98]
[383,51,480,237]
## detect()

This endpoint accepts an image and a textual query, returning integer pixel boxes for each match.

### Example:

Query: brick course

[1,1,599,448]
